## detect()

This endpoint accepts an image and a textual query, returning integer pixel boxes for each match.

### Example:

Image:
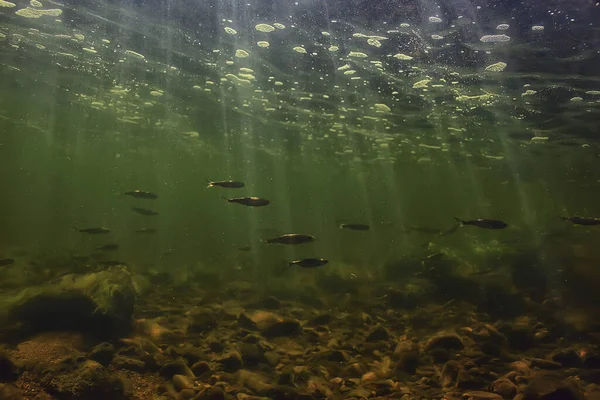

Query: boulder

[0,266,135,340]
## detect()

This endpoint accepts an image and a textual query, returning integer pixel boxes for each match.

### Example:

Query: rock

[195,386,226,400]
[179,388,195,399]
[112,356,145,372]
[173,345,204,365]
[187,312,218,334]
[306,314,332,326]
[529,358,562,370]
[429,347,450,363]
[0,351,19,382]
[237,313,257,330]
[499,325,534,351]
[159,359,195,379]
[584,353,600,369]
[40,359,124,399]
[325,350,349,363]
[0,383,23,400]
[463,391,502,400]
[366,325,389,342]
[456,369,487,390]
[551,349,582,368]
[264,351,280,366]
[262,320,302,338]
[219,351,242,372]
[173,374,193,391]
[190,361,211,376]
[521,373,583,400]
[88,342,115,366]
[240,342,265,366]
[0,266,135,339]
[489,378,517,398]
[424,333,464,352]
[260,296,281,310]
[441,360,461,388]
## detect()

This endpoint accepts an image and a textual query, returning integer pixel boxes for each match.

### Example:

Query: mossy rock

[0,266,135,341]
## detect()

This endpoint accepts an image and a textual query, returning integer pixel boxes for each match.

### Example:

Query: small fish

[208,180,245,188]
[97,244,119,251]
[124,190,158,199]
[267,233,315,245]
[80,227,110,234]
[238,246,252,252]
[98,260,128,266]
[132,207,158,216]
[454,217,508,230]
[289,258,329,268]
[560,216,600,226]
[340,223,370,231]
[226,196,270,207]
[135,228,157,234]
[0,258,15,266]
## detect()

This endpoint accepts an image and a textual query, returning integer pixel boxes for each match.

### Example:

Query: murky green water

[0,0,599,289]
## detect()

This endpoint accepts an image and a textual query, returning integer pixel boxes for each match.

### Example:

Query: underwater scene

[1,0,600,398]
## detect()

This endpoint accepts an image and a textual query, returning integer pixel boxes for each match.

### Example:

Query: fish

[340,223,370,231]
[79,227,110,234]
[132,207,159,216]
[454,217,508,230]
[560,216,600,226]
[135,228,157,234]
[238,246,252,252]
[98,260,128,266]
[124,190,158,199]
[97,244,119,251]
[226,196,270,207]
[289,258,329,268]
[0,258,15,266]
[267,233,315,245]
[208,180,245,188]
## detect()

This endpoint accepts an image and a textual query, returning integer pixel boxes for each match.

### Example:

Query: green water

[0,0,599,294]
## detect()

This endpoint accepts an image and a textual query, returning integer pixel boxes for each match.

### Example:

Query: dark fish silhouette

[289,258,329,268]
[0,258,15,266]
[135,228,157,234]
[132,207,158,216]
[97,244,119,251]
[226,196,270,207]
[125,190,158,199]
[80,227,110,234]
[267,234,315,245]
[208,180,245,188]
[98,260,128,266]
[340,223,370,231]
[560,216,600,226]
[454,217,507,230]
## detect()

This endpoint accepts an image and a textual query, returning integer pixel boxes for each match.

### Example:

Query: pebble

[441,360,460,387]
[366,325,390,342]
[112,356,145,372]
[489,378,518,398]
[159,359,195,379]
[262,320,302,338]
[529,357,562,370]
[463,391,502,400]
[424,333,464,352]
[88,342,115,366]
[190,361,211,376]
[173,374,193,391]
[551,349,582,368]
[219,351,242,372]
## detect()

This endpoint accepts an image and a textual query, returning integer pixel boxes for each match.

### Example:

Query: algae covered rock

[0,266,135,340]
[40,359,125,399]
